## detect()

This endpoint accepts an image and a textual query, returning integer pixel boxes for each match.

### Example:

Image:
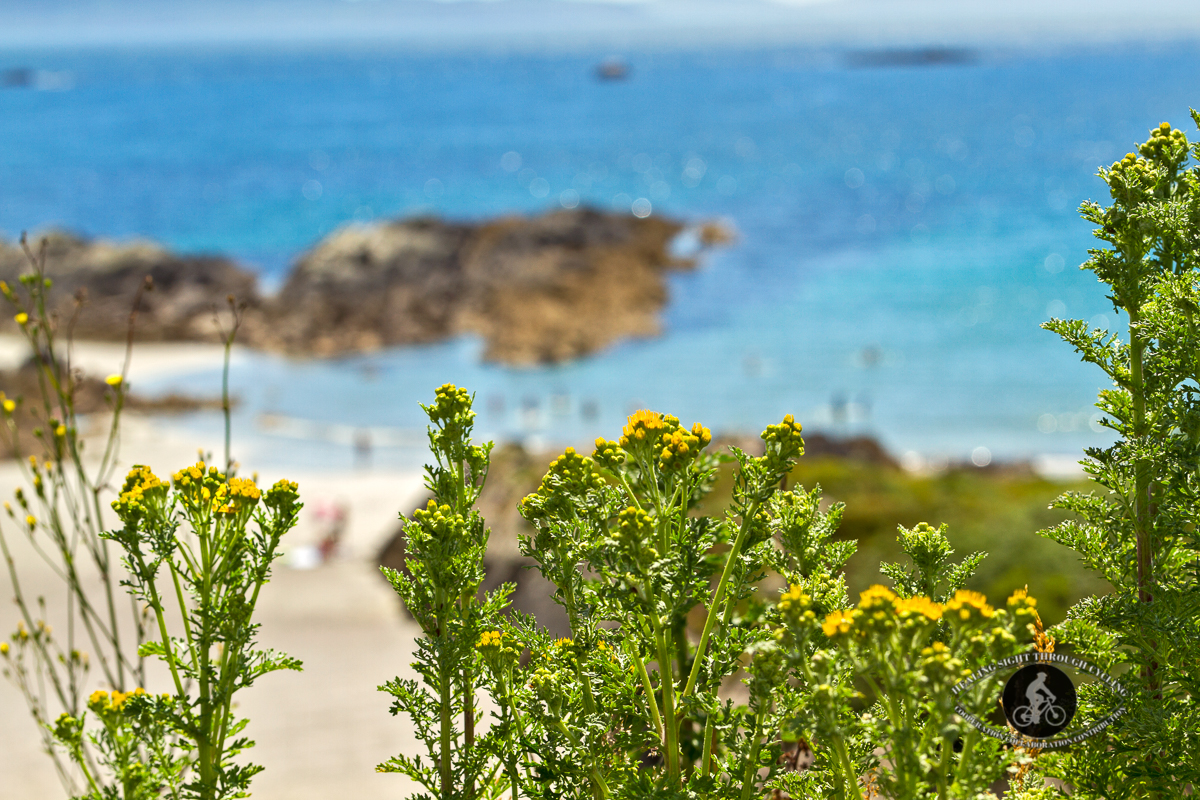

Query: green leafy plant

[383,387,1042,799]
[1033,118,1200,796]
[377,384,502,798]
[103,462,303,800]
[0,237,154,796]
[382,114,1200,800]
[778,524,1041,799]
[0,237,302,800]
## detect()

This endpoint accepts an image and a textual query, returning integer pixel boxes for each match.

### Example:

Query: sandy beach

[0,346,434,799]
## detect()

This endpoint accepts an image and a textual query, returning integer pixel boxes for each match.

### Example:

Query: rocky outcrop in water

[0,232,258,341]
[249,208,690,365]
[4,207,705,366]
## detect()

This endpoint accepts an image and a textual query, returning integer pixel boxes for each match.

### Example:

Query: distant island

[0,208,729,366]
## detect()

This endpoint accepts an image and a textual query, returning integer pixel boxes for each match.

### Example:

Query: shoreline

[0,332,1091,481]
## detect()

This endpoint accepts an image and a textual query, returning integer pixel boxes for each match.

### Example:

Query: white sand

[0,334,242,384]
[0,382,433,799]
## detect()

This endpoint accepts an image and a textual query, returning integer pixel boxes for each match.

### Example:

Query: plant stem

[683,508,756,699]
[552,719,611,799]
[832,736,866,800]
[627,638,662,739]
[649,613,680,785]
[436,592,453,799]
[1128,306,1153,604]
[738,708,766,800]
[700,711,716,776]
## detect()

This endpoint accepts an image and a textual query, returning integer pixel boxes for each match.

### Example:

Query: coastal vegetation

[3,114,1199,799]
[381,117,1200,799]
[0,241,300,800]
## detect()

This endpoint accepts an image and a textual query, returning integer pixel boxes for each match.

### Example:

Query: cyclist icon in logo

[1012,670,1067,728]
[1002,663,1076,738]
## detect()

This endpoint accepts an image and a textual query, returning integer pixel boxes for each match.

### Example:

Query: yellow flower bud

[105,374,123,387]
[14,313,28,326]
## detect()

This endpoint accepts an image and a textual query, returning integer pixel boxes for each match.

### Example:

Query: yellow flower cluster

[520,447,605,523]
[172,462,221,488]
[425,383,475,427]
[657,423,712,472]
[620,410,676,446]
[477,630,504,649]
[476,629,519,667]
[1138,121,1188,160]
[112,465,168,522]
[1108,152,1156,200]
[264,478,300,511]
[88,687,146,713]
[214,476,261,514]
[615,409,712,471]
[895,595,944,622]
[1006,587,1038,619]
[822,609,857,638]
[821,585,965,639]
[918,641,967,683]
[945,590,993,621]
[411,500,465,539]
[611,506,657,561]
[592,437,626,469]
[761,414,805,463]
[529,666,563,709]
[778,584,817,628]
[0,392,14,414]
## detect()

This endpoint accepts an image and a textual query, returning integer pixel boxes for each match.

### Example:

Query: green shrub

[0,241,301,800]
[1033,118,1200,797]
[383,116,1200,800]
[382,386,1042,799]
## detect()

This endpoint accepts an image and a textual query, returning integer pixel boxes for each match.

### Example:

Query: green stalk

[221,323,234,475]
[683,506,757,700]
[142,563,186,700]
[832,735,866,800]
[552,542,597,716]
[552,719,611,799]
[430,582,454,799]
[1128,305,1154,605]
[700,712,716,776]
[649,612,680,785]
[737,708,767,800]
[169,563,200,670]
[934,727,952,800]
[627,639,663,739]
[500,681,519,800]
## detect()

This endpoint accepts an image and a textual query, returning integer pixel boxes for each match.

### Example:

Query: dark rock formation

[3,208,701,366]
[0,232,259,342]
[247,207,690,364]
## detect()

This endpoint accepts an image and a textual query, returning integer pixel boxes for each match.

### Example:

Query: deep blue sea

[3,42,1199,469]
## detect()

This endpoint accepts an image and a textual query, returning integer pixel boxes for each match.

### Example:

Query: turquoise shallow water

[3,42,1198,468]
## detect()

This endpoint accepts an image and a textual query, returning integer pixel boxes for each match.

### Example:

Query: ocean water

[3,42,1199,470]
